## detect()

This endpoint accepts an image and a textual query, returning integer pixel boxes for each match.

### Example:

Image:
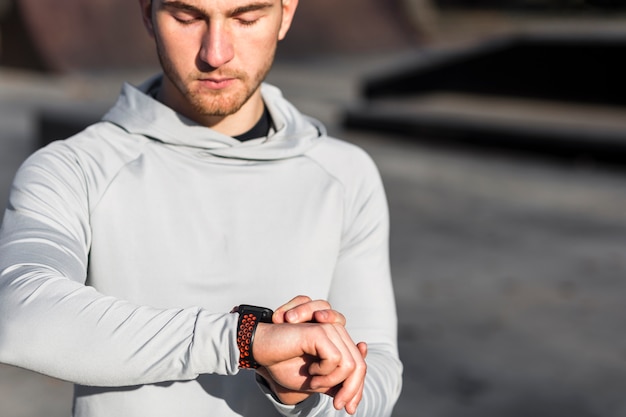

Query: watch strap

[235,304,274,369]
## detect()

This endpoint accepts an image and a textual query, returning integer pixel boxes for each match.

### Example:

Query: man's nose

[199,22,234,68]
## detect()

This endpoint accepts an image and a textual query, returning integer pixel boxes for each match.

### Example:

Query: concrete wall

[1,0,425,72]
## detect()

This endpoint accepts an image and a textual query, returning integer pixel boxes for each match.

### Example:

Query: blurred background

[2,1,626,416]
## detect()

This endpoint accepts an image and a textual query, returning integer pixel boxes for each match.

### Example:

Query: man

[0,0,402,416]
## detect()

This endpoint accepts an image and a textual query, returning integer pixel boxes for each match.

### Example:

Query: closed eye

[236,16,261,27]
[172,12,203,25]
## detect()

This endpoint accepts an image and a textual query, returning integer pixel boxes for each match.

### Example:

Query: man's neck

[234,105,272,141]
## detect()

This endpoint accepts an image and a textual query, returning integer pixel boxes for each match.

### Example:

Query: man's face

[140,0,297,126]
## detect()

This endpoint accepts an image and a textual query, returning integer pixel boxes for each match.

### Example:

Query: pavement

[2,50,626,417]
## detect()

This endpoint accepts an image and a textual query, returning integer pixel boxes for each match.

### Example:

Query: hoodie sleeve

[0,142,241,386]
[327,152,403,417]
[264,140,403,417]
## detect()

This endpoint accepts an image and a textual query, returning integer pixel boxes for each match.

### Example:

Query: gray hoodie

[0,76,402,417]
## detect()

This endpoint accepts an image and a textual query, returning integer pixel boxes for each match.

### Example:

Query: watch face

[238,305,274,323]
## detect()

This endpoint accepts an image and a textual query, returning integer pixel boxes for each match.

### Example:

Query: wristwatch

[234,304,274,369]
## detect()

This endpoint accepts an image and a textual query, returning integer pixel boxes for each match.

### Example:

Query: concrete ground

[2,50,626,417]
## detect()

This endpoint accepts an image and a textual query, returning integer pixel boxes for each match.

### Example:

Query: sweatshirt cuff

[190,310,241,376]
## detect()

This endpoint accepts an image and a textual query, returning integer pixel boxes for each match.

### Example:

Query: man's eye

[173,13,201,25]
[237,18,259,27]
[234,12,263,27]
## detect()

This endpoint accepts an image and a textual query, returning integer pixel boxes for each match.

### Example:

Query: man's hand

[253,296,367,415]
[273,295,347,326]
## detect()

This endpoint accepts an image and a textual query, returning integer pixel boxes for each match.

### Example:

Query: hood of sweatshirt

[101,75,325,161]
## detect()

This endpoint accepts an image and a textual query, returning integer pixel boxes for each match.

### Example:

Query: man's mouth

[199,77,237,90]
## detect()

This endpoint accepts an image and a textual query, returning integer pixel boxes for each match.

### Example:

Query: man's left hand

[256,296,367,414]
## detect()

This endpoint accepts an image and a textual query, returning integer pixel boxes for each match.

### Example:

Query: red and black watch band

[235,305,274,369]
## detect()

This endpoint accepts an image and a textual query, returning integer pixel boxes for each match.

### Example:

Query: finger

[306,324,354,380]
[346,347,368,415]
[357,341,368,359]
[324,328,366,412]
[308,325,362,393]
[345,378,365,415]
[333,359,366,413]
[307,340,343,377]
[272,295,312,323]
[284,300,333,324]
[313,309,346,326]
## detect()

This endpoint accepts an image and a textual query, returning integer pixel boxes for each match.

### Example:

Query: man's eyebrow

[159,0,274,16]
[229,2,275,16]
[160,0,206,14]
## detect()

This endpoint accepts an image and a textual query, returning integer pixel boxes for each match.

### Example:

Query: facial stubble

[155,37,276,118]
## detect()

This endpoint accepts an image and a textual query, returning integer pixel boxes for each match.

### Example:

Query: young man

[0,0,402,416]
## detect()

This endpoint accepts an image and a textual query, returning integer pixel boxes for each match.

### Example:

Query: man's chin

[192,102,245,118]
[193,87,260,117]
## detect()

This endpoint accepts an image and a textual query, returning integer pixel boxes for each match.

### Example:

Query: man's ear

[138,0,155,38]
[278,0,299,41]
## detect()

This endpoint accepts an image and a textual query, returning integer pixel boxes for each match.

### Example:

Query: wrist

[256,368,314,405]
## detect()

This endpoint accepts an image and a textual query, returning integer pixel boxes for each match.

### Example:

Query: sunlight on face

[150,0,287,123]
